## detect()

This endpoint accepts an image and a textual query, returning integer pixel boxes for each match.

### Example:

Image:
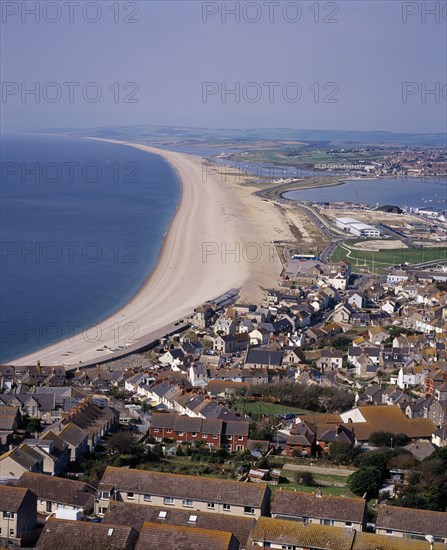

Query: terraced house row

[2,467,447,548]
[149,411,250,451]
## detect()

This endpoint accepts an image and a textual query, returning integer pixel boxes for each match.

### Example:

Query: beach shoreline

[10,140,289,367]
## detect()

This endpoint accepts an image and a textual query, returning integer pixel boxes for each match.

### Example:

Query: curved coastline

[10,140,288,367]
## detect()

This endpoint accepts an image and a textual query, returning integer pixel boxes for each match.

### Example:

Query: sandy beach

[10,140,290,367]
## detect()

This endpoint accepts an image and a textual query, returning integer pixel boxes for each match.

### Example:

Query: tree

[328,441,361,465]
[26,418,42,433]
[369,431,394,447]
[295,471,316,487]
[107,432,139,455]
[349,467,382,499]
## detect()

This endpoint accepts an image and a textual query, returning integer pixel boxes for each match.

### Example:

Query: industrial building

[335,217,382,238]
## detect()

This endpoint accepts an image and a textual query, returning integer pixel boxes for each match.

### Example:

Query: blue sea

[0,134,180,362]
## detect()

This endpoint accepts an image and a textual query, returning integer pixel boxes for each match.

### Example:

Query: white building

[335,217,382,238]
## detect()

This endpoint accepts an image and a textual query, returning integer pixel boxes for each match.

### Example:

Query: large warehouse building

[335,217,382,238]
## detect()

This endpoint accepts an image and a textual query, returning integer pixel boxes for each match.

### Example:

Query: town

[1,247,447,549]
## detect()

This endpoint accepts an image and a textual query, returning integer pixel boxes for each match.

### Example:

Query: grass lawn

[238,401,310,416]
[333,243,447,274]
[271,480,355,498]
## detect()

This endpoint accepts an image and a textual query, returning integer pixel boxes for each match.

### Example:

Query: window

[153,428,159,433]
[192,432,197,437]
[188,515,197,523]
[236,445,244,451]
[202,433,208,438]
[163,497,174,505]
[144,494,152,502]
[107,528,114,536]
[345,522,352,527]
[100,491,110,499]
[213,434,218,439]
[227,435,233,440]
[166,428,172,433]
[244,506,255,515]
[99,507,108,515]
[10,529,15,536]
[2,512,13,519]
[321,519,333,526]
[177,432,184,436]
[223,504,231,511]
[182,499,193,507]
[238,436,244,440]
[127,492,134,500]
[158,511,167,519]
[207,502,215,509]
[46,501,52,513]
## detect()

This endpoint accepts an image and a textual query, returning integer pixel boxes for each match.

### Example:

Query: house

[332,302,354,324]
[271,490,367,531]
[214,317,237,336]
[432,426,447,447]
[0,443,44,480]
[102,501,256,546]
[0,405,20,446]
[317,424,355,454]
[347,292,364,309]
[189,363,209,388]
[376,505,447,543]
[56,422,89,461]
[13,471,95,516]
[135,522,239,550]
[0,485,37,545]
[283,347,306,365]
[248,327,270,346]
[285,422,317,457]
[403,439,436,461]
[428,400,447,427]
[34,518,139,550]
[95,466,270,518]
[192,304,216,329]
[22,432,70,476]
[214,333,249,354]
[316,349,344,371]
[368,326,388,345]
[244,349,283,369]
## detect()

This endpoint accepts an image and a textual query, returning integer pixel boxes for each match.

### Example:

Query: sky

[1,0,446,133]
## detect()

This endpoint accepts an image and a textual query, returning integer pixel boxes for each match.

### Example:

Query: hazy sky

[1,0,446,133]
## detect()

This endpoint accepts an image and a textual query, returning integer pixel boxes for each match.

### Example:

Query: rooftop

[99,466,268,508]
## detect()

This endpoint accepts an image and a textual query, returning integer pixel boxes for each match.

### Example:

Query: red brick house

[149,412,249,451]
[285,422,317,457]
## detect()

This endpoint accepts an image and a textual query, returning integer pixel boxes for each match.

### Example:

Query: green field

[271,479,355,498]
[333,243,447,274]
[237,401,310,416]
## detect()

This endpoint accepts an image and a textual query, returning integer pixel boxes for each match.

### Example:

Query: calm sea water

[0,134,180,362]
[284,176,447,209]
